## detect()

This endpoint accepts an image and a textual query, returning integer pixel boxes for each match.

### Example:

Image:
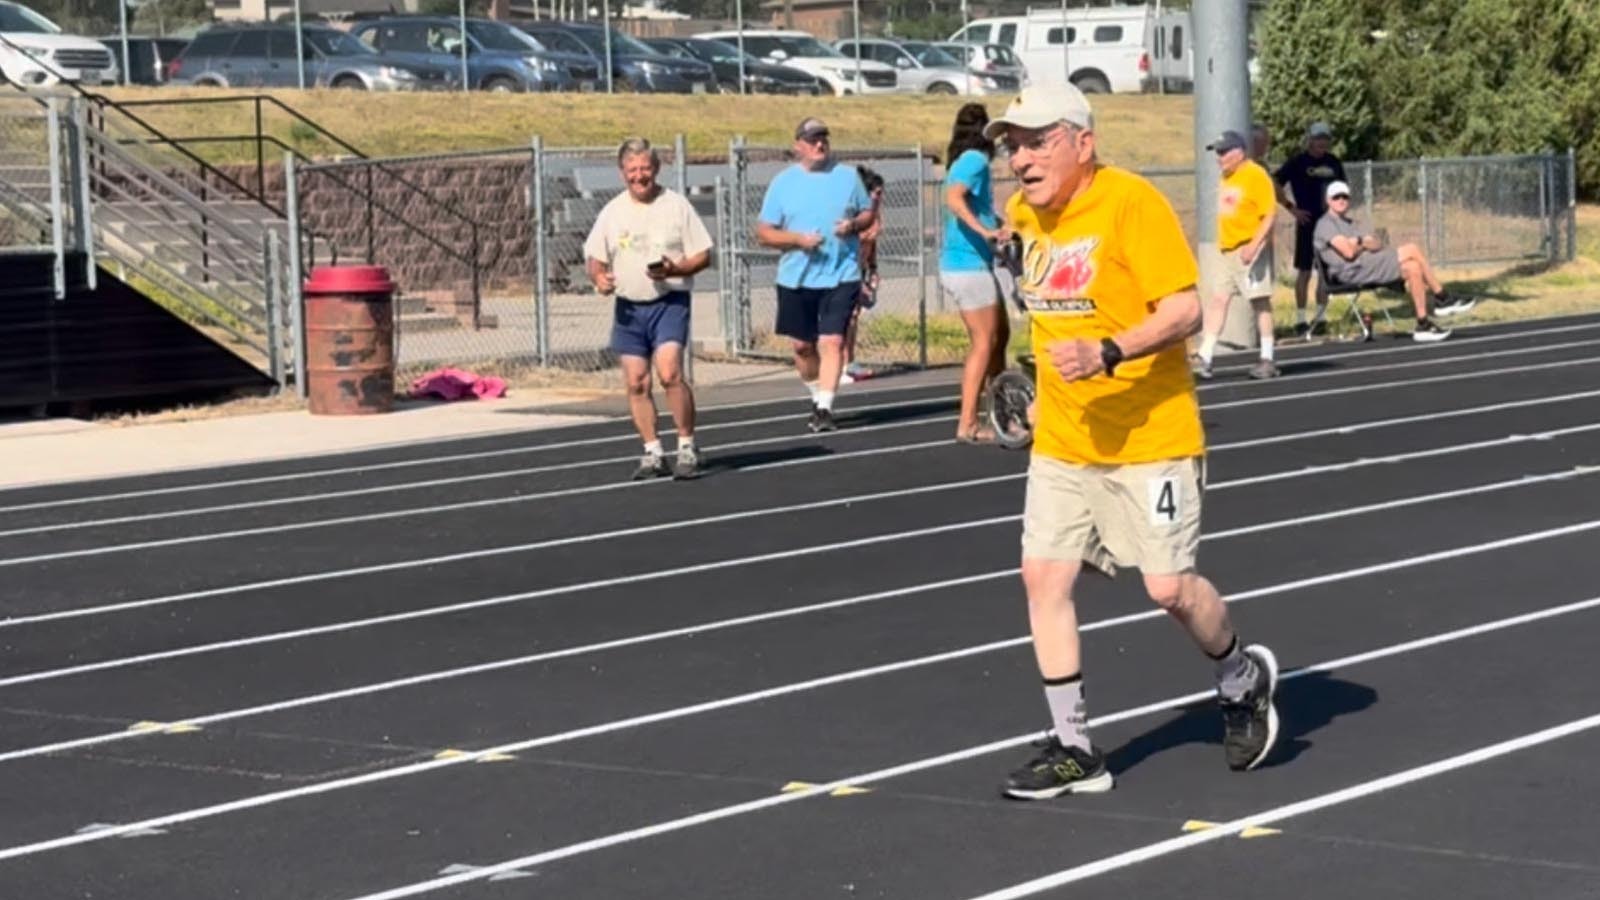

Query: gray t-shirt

[1311,212,1362,280]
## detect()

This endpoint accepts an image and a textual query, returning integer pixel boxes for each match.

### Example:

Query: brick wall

[212,154,547,303]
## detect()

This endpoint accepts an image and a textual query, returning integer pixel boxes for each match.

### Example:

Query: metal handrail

[85,126,278,256]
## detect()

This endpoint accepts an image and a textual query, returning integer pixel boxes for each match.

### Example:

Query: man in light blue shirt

[756,117,875,433]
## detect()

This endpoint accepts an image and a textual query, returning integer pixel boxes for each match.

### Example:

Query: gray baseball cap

[1206,130,1248,154]
[794,117,830,140]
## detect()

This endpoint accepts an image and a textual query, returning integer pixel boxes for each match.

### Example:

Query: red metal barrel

[303,265,396,416]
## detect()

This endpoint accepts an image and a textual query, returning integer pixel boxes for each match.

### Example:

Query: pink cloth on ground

[408,367,508,401]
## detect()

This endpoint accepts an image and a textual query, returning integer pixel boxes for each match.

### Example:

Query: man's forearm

[676,249,711,277]
[756,223,804,251]
[1111,290,1200,359]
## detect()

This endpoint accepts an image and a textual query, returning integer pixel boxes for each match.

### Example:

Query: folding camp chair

[1314,253,1402,342]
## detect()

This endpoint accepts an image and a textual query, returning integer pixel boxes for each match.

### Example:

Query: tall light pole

[602,0,614,93]
[118,0,130,86]
[735,0,746,95]
[293,0,306,89]
[1194,0,1253,347]
[458,0,470,92]
[1058,0,1069,85]
[851,0,861,95]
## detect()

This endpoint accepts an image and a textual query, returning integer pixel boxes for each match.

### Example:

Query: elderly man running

[584,137,713,479]
[985,84,1283,799]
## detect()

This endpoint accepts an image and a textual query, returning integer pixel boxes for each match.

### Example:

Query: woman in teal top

[941,103,1009,444]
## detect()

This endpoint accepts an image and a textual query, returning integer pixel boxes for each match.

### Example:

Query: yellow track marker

[434,749,516,763]
[781,781,872,797]
[126,721,201,735]
[1182,819,1280,839]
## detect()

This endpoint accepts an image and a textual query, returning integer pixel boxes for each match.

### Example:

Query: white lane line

[1204,354,1600,411]
[0,463,1577,775]
[7,518,1599,866]
[0,423,970,568]
[965,713,1600,899]
[330,592,1600,900]
[0,393,952,516]
[6,403,1598,634]
[0,411,962,539]
[4,320,1593,518]
[5,352,1597,564]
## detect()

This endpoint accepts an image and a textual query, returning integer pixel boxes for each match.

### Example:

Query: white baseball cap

[1326,180,1352,200]
[983,84,1094,140]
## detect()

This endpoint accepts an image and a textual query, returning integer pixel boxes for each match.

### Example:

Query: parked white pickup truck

[0,1,119,88]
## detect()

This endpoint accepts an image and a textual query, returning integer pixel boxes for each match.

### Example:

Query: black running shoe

[1003,737,1114,799]
[1221,644,1280,771]
[807,406,837,433]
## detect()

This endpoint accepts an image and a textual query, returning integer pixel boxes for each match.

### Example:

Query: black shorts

[776,282,859,344]
[1294,222,1316,271]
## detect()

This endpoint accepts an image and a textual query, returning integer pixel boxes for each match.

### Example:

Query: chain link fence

[724,142,937,368]
[0,97,56,253]
[285,143,1578,380]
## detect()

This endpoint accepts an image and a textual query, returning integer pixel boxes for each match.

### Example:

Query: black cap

[1206,130,1247,153]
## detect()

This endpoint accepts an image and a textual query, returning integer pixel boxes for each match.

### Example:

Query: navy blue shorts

[776,282,860,344]
[610,292,690,359]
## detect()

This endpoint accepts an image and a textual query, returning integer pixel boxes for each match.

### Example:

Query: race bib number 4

[1148,476,1180,527]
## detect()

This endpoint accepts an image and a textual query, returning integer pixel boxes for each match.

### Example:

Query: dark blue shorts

[776,282,860,344]
[610,292,690,359]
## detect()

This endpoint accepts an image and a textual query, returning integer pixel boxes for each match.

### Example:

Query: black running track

[3,314,1600,900]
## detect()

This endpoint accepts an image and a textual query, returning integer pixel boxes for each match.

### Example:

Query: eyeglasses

[996,125,1066,158]
[799,133,830,145]
[1330,194,1350,201]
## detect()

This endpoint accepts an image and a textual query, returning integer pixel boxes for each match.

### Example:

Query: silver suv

[170,24,449,90]
[834,38,994,94]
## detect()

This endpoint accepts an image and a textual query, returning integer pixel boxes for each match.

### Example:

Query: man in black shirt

[1273,122,1346,336]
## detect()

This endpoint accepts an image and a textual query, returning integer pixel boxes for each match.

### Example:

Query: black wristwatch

[1100,338,1124,376]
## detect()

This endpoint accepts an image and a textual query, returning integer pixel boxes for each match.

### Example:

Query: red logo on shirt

[1020,237,1099,313]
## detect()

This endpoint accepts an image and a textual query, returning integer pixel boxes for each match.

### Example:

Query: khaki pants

[1021,455,1205,576]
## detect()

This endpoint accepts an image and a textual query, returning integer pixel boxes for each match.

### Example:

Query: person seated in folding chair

[1312,181,1476,343]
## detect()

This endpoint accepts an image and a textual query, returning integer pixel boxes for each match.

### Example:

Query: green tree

[1254,0,1382,160]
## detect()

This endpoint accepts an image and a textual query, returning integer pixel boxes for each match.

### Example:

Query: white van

[0,0,119,88]
[949,4,1168,94]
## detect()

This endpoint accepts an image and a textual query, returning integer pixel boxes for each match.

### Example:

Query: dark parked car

[517,21,712,94]
[98,36,188,85]
[642,36,819,95]
[169,24,451,90]
[353,17,592,92]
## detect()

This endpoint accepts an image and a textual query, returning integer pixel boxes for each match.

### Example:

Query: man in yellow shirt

[1196,129,1280,380]
[984,85,1281,799]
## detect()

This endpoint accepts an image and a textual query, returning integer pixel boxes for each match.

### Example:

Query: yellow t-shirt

[1218,159,1276,251]
[1006,165,1205,466]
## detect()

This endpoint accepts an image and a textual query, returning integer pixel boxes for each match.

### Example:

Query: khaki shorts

[1021,455,1205,576]
[1212,244,1274,304]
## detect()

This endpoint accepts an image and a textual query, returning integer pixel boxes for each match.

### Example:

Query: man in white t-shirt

[584,137,714,480]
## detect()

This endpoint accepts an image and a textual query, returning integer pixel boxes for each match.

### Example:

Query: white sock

[1311,303,1328,324]
[803,380,820,403]
[1295,309,1307,325]
[677,436,695,452]
[1259,333,1274,362]
[643,439,663,456]
[815,390,835,411]
[1198,334,1219,363]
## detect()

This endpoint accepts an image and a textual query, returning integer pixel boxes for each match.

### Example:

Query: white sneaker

[1413,319,1452,342]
